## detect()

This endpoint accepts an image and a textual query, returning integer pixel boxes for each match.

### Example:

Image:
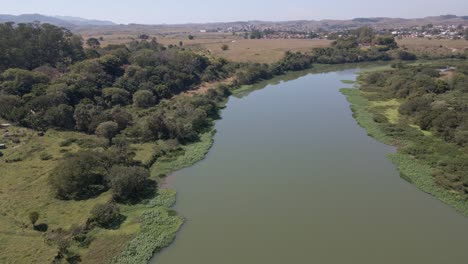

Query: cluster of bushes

[49,143,156,203]
[360,63,468,195]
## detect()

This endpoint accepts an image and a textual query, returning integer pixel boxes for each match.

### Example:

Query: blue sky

[1,0,468,24]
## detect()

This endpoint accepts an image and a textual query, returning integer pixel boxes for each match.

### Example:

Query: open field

[397,38,468,57]
[83,32,332,63]
[200,39,331,63]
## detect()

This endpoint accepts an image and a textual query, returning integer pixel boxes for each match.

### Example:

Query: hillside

[0,14,115,28]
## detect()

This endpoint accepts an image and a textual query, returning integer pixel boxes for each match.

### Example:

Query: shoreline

[116,61,468,264]
[141,63,389,264]
[341,82,468,217]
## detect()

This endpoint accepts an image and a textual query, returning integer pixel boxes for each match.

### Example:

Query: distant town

[200,23,468,40]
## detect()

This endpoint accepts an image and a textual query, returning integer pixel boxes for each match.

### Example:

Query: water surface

[154,69,468,264]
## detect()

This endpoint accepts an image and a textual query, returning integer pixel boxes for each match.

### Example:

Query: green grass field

[0,118,216,263]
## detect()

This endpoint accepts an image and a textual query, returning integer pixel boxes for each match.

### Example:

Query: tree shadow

[33,223,49,232]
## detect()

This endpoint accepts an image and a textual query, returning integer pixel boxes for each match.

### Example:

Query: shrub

[29,211,39,226]
[40,152,53,161]
[89,203,123,229]
[109,166,156,203]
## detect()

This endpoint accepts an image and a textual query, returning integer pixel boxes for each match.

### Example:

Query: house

[0,144,6,150]
[0,123,11,129]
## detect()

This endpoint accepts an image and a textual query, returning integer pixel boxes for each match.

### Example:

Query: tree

[465,29,468,40]
[29,211,39,227]
[188,35,194,40]
[86,38,101,48]
[111,106,133,131]
[250,30,263,39]
[133,90,155,108]
[102,87,130,106]
[49,151,108,200]
[0,23,84,71]
[44,104,75,129]
[138,34,150,40]
[96,121,119,146]
[221,44,229,51]
[109,166,155,203]
[0,68,49,96]
[89,203,122,229]
[73,103,108,133]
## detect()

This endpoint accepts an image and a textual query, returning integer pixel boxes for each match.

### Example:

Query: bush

[59,138,77,147]
[89,203,123,229]
[109,166,156,203]
[40,152,53,161]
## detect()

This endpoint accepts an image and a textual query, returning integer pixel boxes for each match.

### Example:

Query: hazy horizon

[1,0,468,25]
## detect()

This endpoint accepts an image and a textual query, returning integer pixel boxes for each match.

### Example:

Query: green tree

[188,35,194,40]
[96,121,119,146]
[89,203,122,229]
[133,90,155,108]
[44,104,75,129]
[49,151,108,200]
[73,103,108,133]
[221,44,229,51]
[111,106,133,131]
[0,68,49,96]
[102,87,130,106]
[109,165,155,203]
[250,30,263,39]
[86,38,101,48]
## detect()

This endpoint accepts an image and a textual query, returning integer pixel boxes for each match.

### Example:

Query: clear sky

[1,0,468,24]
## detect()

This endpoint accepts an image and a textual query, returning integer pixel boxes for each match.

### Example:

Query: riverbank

[153,66,468,264]
[341,68,468,216]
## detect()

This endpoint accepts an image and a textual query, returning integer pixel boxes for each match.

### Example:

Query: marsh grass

[341,84,468,217]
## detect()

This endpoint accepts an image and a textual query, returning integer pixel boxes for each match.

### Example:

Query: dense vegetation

[0,22,238,263]
[0,22,84,71]
[3,22,465,263]
[354,61,468,200]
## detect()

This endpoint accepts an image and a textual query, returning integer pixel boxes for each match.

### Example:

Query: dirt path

[183,77,236,96]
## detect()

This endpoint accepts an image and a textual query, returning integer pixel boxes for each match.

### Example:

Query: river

[153,68,468,264]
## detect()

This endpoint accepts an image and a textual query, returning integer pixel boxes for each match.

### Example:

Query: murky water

[153,68,468,264]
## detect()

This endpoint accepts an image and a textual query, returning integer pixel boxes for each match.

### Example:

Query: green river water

[152,68,468,264]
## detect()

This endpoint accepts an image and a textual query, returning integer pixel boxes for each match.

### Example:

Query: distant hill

[53,15,115,26]
[0,14,116,28]
[74,15,468,36]
[0,14,467,34]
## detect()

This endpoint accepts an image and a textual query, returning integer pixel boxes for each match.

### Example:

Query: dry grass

[83,32,332,63]
[397,38,468,56]
[201,39,331,63]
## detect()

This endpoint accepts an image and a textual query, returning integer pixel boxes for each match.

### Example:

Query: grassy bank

[341,86,468,216]
[0,120,216,264]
